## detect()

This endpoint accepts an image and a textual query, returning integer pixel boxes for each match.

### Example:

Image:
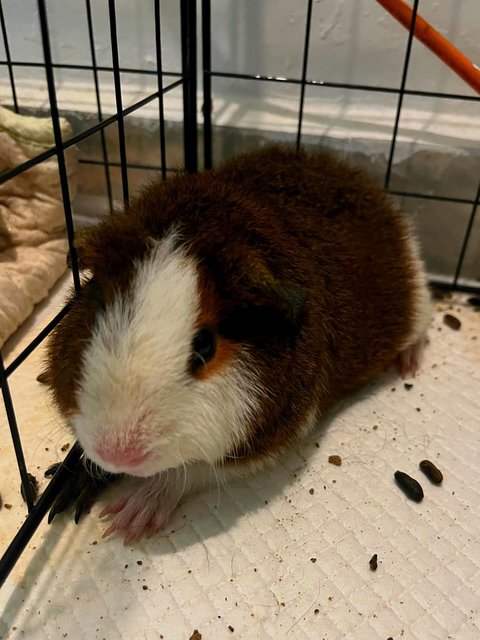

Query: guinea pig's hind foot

[396,337,426,379]
[99,474,181,545]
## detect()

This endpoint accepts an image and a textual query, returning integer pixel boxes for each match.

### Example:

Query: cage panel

[301,85,401,181]
[0,0,198,587]
[456,199,480,284]
[405,0,479,98]
[394,195,477,285]
[308,0,408,88]
[207,76,300,165]
[0,65,49,114]
[1,0,43,64]
[386,94,480,202]
[210,0,307,79]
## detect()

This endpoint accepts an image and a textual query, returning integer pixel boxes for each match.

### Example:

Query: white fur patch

[401,224,433,349]
[74,233,261,477]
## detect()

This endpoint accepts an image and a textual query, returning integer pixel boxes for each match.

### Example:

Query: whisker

[193,350,206,366]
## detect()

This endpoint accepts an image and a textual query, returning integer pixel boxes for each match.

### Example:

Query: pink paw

[99,490,170,544]
[97,464,208,543]
[396,338,426,379]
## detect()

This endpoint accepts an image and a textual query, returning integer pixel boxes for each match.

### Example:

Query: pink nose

[95,444,148,468]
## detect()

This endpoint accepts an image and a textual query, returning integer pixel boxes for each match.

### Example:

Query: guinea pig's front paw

[47,455,118,525]
[99,476,176,544]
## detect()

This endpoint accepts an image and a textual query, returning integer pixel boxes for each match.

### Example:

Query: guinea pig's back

[217,145,407,253]
[218,146,431,394]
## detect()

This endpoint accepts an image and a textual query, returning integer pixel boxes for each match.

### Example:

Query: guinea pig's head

[44,206,304,478]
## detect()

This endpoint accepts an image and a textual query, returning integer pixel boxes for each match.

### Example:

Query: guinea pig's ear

[219,266,306,348]
[66,219,149,276]
[247,263,306,325]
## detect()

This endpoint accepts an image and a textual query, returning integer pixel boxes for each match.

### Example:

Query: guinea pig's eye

[191,328,216,373]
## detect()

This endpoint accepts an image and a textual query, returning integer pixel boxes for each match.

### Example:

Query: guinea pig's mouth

[91,444,152,475]
[89,453,161,478]
[71,411,169,477]
[72,415,182,477]
[86,442,176,478]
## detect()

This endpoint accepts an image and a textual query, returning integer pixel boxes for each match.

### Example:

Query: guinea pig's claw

[46,456,118,524]
[101,521,147,545]
[48,489,77,523]
[98,496,130,518]
[44,462,61,478]
[123,530,140,546]
[98,486,171,544]
[102,523,119,539]
[48,502,64,524]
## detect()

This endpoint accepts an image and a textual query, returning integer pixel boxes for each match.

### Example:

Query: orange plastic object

[376,0,480,95]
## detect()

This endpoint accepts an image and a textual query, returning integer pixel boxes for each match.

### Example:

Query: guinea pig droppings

[394,471,424,502]
[419,460,443,484]
[44,146,432,542]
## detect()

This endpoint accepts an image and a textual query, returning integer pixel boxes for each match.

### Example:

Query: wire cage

[0,0,479,591]
[0,0,198,587]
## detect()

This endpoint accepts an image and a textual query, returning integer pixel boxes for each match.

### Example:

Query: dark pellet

[328,455,342,466]
[394,471,424,502]
[404,383,413,390]
[467,296,480,308]
[20,473,39,504]
[419,460,443,485]
[443,314,461,330]
[190,632,202,640]
[228,625,234,632]
[369,554,378,571]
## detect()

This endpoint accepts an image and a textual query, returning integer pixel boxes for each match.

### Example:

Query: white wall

[0,0,182,119]
[208,0,480,157]
[0,0,181,70]
[210,0,479,93]
[1,0,478,154]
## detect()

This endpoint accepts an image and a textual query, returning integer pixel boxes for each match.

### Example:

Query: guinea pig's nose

[95,444,148,468]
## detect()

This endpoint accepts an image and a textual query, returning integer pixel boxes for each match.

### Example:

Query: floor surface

[1,282,479,640]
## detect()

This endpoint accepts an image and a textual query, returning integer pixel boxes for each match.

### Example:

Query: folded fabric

[0,106,77,348]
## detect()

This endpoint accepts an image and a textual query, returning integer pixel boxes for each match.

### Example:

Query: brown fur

[45,145,422,468]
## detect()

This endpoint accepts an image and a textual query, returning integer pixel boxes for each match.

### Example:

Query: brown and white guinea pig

[43,145,432,543]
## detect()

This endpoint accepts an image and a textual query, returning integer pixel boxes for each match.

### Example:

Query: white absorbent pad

[0,286,479,640]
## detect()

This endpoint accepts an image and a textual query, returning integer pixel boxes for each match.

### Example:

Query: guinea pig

[43,145,432,543]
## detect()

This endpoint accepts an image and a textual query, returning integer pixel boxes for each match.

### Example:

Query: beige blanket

[0,106,77,348]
